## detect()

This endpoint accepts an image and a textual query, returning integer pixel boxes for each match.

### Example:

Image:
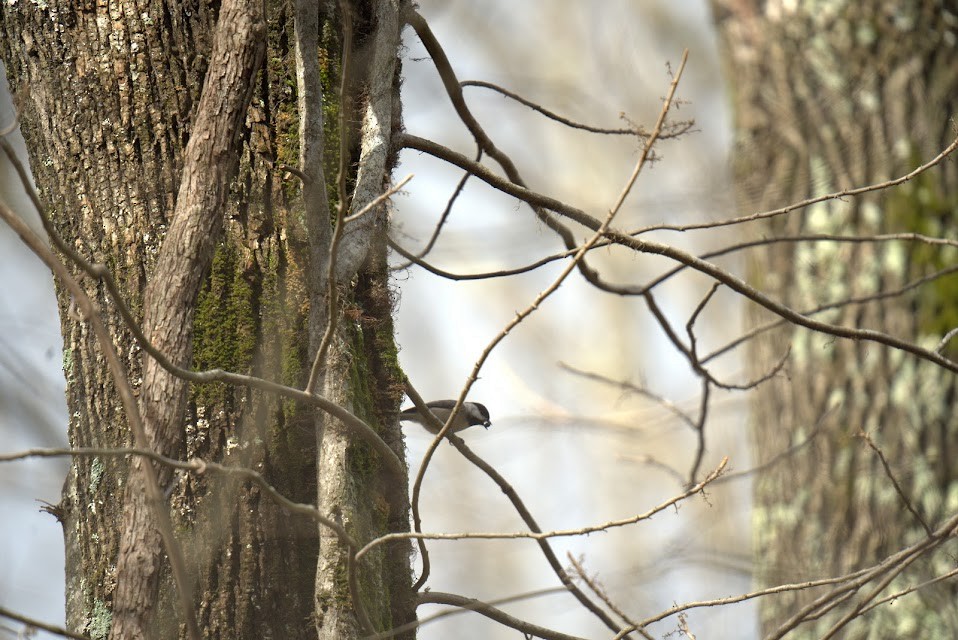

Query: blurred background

[1,1,756,638]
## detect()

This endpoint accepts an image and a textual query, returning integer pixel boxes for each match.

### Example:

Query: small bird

[398,400,491,434]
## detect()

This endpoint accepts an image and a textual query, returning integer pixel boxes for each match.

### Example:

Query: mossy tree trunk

[711,1,958,636]
[0,1,412,638]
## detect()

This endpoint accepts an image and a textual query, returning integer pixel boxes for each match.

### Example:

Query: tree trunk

[711,1,958,636]
[0,1,412,638]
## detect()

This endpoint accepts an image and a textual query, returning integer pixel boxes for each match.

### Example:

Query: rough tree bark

[0,1,412,638]
[712,1,958,636]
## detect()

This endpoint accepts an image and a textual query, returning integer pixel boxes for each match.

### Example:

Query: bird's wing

[425,399,459,410]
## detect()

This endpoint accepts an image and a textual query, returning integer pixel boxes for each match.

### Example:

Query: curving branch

[415,592,593,640]
[391,151,480,271]
[0,446,354,543]
[630,135,958,235]
[403,8,614,288]
[398,132,958,374]
[367,586,572,639]
[461,79,692,138]
[356,455,727,562]
[0,606,89,640]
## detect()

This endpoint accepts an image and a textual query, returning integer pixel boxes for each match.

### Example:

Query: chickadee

[399,400,491,434]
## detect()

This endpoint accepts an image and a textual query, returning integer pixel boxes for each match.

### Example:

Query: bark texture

[711,1,958,636]
[0,0,412,638]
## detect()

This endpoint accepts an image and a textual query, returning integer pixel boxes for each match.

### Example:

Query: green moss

[320,20,344,211]
[191,241,258,405]
[885,158,958,356]
[373,315,404,400]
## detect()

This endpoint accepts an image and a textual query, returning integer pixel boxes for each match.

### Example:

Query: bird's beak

[483,421,491,429]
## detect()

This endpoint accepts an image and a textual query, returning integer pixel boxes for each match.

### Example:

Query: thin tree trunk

[0,0,413,638]
[711,1,958,636]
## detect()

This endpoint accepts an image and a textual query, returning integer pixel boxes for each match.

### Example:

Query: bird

[398,400,491,434]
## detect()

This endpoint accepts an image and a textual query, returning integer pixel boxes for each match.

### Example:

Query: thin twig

[392,152,479,270]
[936,327,958,353]
[567,554,643,630]
[713,405,833,486]
[858,430,932,536]
[558,362,698,430]
[645,231,958,290]
[356,457,727,562]
[366,586,572,639]
[631,135,958,234]
[0,606,89,640]
[702,264,958,365]
[414,592,591,640]
[859,566,958,615]
[343,175,412,223]
[462,79,651,136]
[0,446,353,541]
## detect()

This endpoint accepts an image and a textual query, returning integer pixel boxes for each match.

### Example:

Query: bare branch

[415,592,591,640]
[859,566,958,616]
[558,362,699,430]
[462,79,693,138]
[0,446,353,544]
[400,117,958,375]
[702,263,958,365]
[405,133,958,374]
[0,606,89,640]
[356,457,727,561]
[567,554,644,632]
[375,587,573,639]
[645,231,958,291]
[632,134,958,234]
[936,327,958,354]
[858,430,932,537]
[391,152,480,270]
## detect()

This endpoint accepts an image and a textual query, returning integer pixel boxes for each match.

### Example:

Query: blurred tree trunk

[711,1,958,636]
[0,1,412,639]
